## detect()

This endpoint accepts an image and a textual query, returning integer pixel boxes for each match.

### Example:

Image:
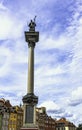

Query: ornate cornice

[22,93,38,105]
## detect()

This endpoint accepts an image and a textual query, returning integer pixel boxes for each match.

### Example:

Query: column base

[20,128,38,130]
[20,124,38,130]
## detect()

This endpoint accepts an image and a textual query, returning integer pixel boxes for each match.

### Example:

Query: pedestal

[20,128,38,130]
[21,93,38,130]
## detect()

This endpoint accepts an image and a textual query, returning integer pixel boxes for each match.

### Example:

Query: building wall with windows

[55,118,76,130]
[8,106,23,130]
[8,112,17,130]
[0,98,23,130]
[36,107,56,130]
[0,98,12,130]
[15,106,23,130]
[0,99,77,130]
[2,111,9,130]
[0,113,3,130]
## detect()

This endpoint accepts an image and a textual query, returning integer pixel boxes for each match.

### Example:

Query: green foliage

[77,124,82,130]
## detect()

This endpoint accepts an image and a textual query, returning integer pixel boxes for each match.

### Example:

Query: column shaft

[28,46,34,93]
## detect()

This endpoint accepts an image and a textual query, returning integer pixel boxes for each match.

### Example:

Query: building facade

[8,108,17,130]
[0,113,3,130]
[8,106,23,130]
[1,107,10,130]
[15,106,23,130]
[36,107,56,130]
[0,98,77,130]
[0,98,23,130]
[55,118,76,130]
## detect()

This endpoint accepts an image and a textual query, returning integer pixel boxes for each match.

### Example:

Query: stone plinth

[20,128,38,130]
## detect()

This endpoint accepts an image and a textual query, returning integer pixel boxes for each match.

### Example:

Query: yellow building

[9,111,17,130]
[8,106,23,130]
[15,106,23,130]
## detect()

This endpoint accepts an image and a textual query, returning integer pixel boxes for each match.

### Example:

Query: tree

[77,124,82,130]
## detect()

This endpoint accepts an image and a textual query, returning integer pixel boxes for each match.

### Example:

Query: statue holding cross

[28,16,37,32]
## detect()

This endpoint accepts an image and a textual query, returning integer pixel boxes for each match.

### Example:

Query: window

[14,115,16,118]
[0,102,4,105]
[9,120,12,125]
[58,127,60,130]
[3,114,6,118]
[2,120,5,125]
[61,127,65,130]
[5,120,8,125]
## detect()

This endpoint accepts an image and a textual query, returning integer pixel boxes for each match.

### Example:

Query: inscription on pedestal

[25,105,34,123]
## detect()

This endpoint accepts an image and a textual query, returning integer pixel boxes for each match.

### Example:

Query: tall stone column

[28,45,34,94]
[20,19,39,130]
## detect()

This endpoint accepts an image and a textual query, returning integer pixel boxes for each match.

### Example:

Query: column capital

[22,93,38,105]
[28,42,35,48]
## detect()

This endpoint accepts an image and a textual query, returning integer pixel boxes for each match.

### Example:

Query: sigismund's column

[20,19,39,130]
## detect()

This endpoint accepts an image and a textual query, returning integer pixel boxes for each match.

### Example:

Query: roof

[56,118,76,127]
[0,98,12,107]
[5,100,12,107]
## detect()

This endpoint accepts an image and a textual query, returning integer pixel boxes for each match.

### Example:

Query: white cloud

[38,100,59,111]
[67,87,82,106]
[0,0,8,11]
[0,8,24,40]
[39,34,69,51]
[0,0,82,126]
[0,46,12,77]
[72,87,82,99]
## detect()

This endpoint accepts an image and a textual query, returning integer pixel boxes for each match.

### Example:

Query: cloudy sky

[0,0,82,126]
